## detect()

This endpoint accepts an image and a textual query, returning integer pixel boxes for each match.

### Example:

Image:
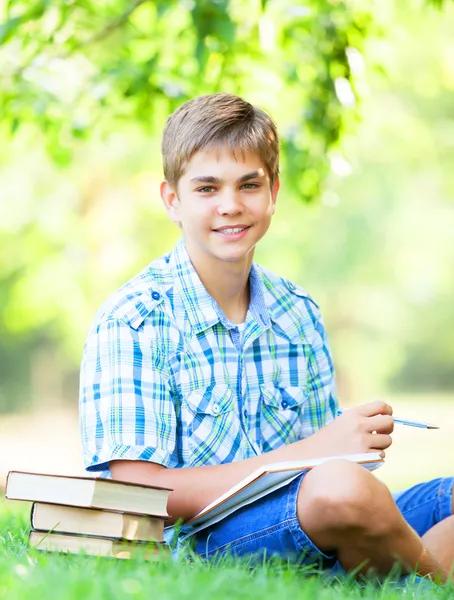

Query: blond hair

[162,93,279,188]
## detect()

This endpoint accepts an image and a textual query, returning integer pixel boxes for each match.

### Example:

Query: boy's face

[161,146,279,271]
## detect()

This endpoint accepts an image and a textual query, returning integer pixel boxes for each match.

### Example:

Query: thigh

[393,477,454,537]
[189,472,337,567]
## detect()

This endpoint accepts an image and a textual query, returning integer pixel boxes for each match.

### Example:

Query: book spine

[30,503,36,529]
[4,471,12,498]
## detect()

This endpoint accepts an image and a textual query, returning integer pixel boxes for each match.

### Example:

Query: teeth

[220,227,245,234]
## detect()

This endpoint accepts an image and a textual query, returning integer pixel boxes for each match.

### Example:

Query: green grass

[1,501,453,600]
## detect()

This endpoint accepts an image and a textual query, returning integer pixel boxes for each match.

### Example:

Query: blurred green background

[0,0,453,489]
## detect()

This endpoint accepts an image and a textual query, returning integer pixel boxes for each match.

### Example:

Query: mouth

[213,225,250,234]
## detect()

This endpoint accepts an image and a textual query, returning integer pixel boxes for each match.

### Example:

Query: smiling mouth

[214,226,250,234]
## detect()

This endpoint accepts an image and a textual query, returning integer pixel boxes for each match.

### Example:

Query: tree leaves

[0,0,373,202]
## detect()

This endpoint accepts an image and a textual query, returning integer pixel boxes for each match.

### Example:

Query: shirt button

[281,400,288,409]
[287,282,296,291]
[151,291,161,300]
[212,403,220,415]
[243,409,248,419]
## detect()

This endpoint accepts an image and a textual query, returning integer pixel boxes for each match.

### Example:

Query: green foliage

[1,503,453,600]
[0,0,373,200]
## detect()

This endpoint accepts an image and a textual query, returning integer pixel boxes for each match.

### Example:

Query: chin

[217,249,254,264]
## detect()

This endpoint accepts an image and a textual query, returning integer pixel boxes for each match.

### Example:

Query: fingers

[366,414,395,434]
[357,400,393,418]
[330,401,394,457]
[369,433,393,450]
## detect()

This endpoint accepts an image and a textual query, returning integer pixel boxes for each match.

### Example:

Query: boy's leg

[190,460,451,581]
[421,517,454,574]
[392,477,454,575]
[190,470,338,567]
[297,460,448,581]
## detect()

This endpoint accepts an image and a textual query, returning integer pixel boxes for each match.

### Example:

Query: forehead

[181,146,267,179]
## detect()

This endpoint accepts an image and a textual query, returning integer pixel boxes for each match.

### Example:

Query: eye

[196,186,217,193]
[241,183,260,190]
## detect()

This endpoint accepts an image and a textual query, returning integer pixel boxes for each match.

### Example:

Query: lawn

[1,501,453,600]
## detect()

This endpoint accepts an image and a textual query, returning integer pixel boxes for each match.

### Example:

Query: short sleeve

[301,301,338,438]
[79,318,176,473]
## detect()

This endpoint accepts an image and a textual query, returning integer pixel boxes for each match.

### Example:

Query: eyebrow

[189,171,264,185]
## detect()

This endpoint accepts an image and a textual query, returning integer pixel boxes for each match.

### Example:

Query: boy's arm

[110,435,302,523]
[110,399,394,523]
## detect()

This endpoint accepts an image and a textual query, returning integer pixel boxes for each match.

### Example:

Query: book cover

[6,471,172,517]
[31,503,165,542]
[29,530,170,560]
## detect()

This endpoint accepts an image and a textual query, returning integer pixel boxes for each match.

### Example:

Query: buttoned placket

[224,324,253,457]
[234,320,271,457]
[246,322,268,456]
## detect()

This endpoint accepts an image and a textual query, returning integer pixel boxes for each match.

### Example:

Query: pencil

[337,409,440,430]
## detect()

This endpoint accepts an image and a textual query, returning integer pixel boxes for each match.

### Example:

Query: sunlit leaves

[0,0,374,201]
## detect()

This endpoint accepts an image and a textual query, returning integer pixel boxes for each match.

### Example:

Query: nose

[216,189,244,216]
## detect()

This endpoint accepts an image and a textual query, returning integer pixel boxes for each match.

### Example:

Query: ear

[160,180,181,224]
[270,177,280,215]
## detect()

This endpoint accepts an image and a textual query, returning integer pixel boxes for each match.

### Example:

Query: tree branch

[69,0,151,53]
[4,0,151,80]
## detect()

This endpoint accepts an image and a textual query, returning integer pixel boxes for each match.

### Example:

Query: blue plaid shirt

[79,237,338,477]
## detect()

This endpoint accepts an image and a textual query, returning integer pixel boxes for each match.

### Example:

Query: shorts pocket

[184,385,241,467]
[259,385,306,450]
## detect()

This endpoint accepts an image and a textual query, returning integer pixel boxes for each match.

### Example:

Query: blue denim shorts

[189,474,453,568]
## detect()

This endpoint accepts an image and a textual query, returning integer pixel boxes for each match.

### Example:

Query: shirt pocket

[259,384,307,451]
[183,384,242,467]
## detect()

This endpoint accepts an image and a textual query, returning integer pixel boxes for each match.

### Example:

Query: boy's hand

[305,400,394,458]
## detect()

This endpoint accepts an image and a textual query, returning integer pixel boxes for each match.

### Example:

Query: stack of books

[5,471,172,560]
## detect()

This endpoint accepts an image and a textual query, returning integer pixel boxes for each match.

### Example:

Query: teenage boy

[80,93,454,581]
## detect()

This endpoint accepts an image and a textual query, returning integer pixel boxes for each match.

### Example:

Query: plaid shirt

[79,237,338,477]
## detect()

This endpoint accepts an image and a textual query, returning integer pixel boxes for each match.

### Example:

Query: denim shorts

[189,474,454,569]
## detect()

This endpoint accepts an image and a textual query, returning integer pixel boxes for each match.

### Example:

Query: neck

[185,244,252,324]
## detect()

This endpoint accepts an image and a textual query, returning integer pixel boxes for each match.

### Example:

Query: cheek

[252,198,274,218]
[181,205,211,227]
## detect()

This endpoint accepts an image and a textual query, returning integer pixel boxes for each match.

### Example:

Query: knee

[297,460,397,537]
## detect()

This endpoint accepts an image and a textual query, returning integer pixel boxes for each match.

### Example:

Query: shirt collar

[169,237,271,335]
[248,262,271,330]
